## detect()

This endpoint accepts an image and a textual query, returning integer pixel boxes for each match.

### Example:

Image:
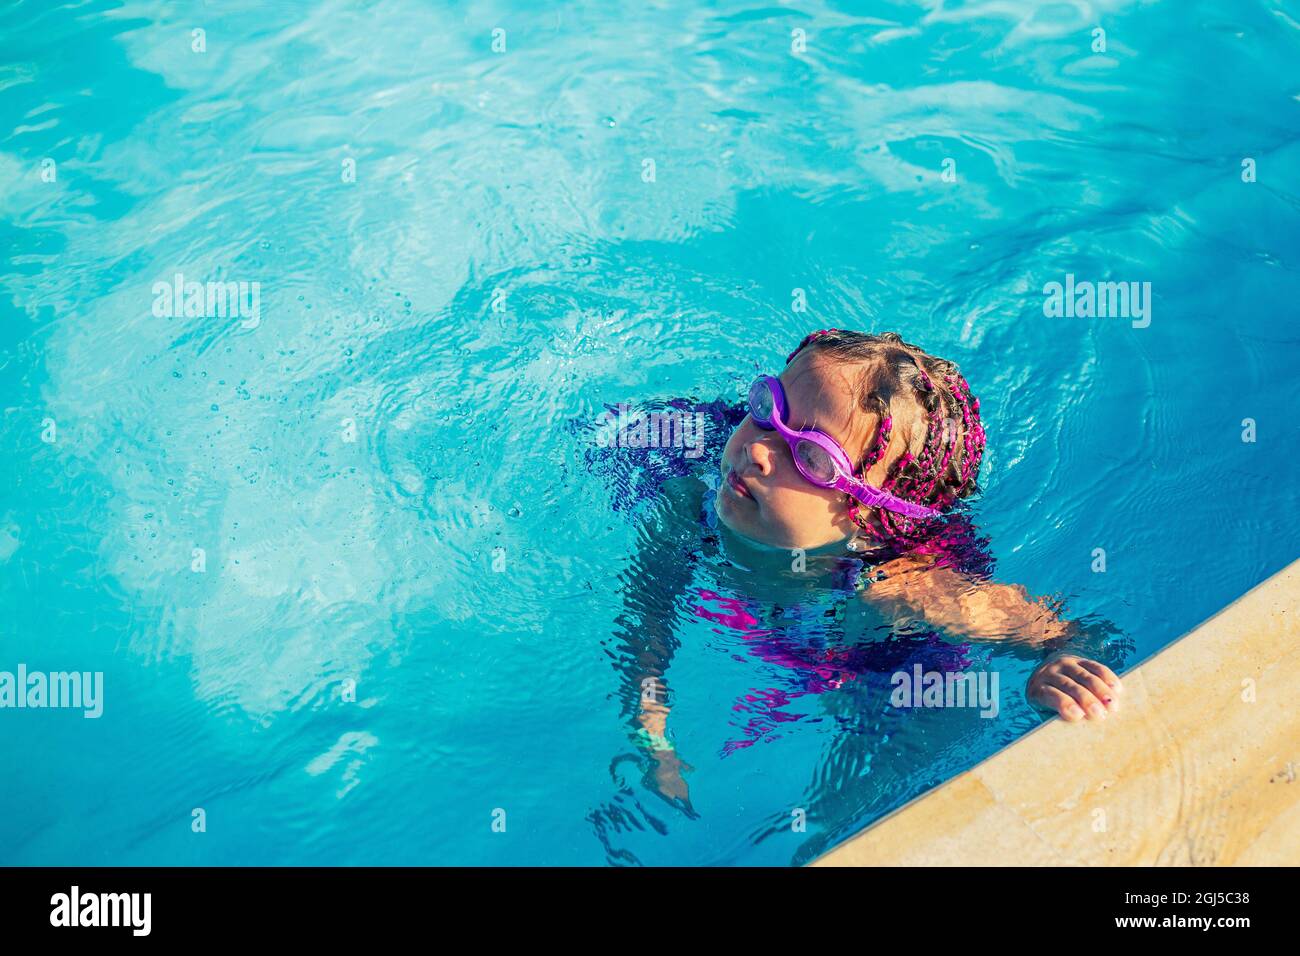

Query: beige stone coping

[812,558,1300,866]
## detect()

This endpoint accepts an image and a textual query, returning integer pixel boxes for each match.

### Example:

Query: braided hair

[784,328,986,550]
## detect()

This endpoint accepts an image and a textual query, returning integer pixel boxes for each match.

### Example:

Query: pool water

[2,1,1298,866]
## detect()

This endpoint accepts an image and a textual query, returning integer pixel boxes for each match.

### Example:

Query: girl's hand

[645,749,697,818]
[1027,653,1123,722]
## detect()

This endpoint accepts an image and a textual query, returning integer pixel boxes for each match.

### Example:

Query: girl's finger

[1077,658,1123,693]
[1033,684,1084,722]
[1049,674,1107,720]
[1061,663,1119,712]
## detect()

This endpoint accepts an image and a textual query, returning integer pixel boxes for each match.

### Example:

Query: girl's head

[716,329,985,551]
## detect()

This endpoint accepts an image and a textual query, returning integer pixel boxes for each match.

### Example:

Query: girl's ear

[846,531,873,553]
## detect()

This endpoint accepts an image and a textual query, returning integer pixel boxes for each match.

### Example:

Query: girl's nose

[746,438,777,476]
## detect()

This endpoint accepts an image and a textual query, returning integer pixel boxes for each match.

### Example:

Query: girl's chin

[716,508,799,552]
[714,485,750,519]
[716,495,775,547]
[720,525,787,553]
[715,490,853,553]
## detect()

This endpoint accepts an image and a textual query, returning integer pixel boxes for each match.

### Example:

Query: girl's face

[717,351,888,550]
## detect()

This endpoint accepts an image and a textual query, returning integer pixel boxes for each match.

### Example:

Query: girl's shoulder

[858,513,996,584]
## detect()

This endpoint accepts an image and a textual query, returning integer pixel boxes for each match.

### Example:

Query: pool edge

[810,557,1300,867]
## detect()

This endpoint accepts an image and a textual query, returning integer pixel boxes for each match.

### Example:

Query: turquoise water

[2,0,1299,866]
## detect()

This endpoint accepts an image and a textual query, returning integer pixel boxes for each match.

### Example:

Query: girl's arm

[865,553,1071,641]
[863,553,1122,722]
[611,476,704,810]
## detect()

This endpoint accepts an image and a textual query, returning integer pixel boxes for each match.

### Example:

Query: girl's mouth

[725,468,754,500]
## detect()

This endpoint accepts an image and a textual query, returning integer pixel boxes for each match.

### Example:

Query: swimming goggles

[746,374,940,520]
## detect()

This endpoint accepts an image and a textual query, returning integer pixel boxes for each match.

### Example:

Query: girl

[604,329,1122,815]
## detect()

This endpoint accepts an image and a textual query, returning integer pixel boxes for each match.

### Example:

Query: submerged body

[599,330,1123,814]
